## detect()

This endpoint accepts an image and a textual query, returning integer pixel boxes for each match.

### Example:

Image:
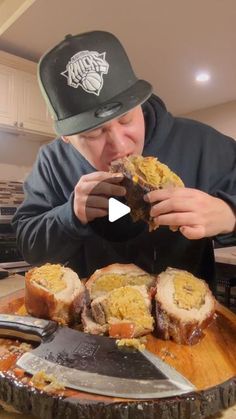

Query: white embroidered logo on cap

[61,50,109,96]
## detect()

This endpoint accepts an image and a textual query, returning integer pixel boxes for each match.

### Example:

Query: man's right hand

[73,172,125,224]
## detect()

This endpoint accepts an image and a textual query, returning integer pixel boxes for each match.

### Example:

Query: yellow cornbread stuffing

[31,370,65,392]
[131,155,184,188]
[104,286,153,331]
[132,175,139,183]
[116,337,147,350]
[31,263,66,293]
[91,274,152,296]
[173,272,206,310]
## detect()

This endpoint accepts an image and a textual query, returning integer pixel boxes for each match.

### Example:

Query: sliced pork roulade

[155,267,216,345]
[86,262,156,300]
[25,263,85,325]
[91,285,154,338]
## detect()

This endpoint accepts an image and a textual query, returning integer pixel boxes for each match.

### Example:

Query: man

[12,31,236,293]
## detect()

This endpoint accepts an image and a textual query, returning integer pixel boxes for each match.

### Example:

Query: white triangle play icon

[108,198,131,222]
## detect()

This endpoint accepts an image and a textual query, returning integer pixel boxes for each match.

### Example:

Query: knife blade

[0,313,195,398]
[0,261,31,276]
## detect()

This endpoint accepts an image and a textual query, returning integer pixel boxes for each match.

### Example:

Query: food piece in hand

[91,285,154,338]
[25,263,85,325]
[86,262,156,300]
[110,155,184,231]
[155,267,216,345]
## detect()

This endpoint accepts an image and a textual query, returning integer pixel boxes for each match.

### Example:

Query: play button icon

[84,178,144,242]
[108,197,131,222]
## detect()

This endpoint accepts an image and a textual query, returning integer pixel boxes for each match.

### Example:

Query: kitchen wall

[181,100,236,140]
[0,130,45,181]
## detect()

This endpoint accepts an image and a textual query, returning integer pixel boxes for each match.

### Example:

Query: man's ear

[61,136,70,143]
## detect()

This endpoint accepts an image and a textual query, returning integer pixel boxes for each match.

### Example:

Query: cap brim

[54,80,152,136]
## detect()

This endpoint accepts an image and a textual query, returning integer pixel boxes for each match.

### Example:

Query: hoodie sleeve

[214,185,236,246]
[169,119,236,246]
[207,132,236,245]
[11,148,93,265]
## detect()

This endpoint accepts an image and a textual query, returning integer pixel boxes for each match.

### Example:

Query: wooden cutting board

[0,289,235,419]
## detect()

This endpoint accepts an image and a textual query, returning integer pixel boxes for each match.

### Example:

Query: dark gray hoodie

[12,95,236,293]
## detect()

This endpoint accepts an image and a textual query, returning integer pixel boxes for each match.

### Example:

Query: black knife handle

[0,268,9,279]
[0,314,58,343]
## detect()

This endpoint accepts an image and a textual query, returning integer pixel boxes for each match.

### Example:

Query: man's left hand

[144,187,236,239]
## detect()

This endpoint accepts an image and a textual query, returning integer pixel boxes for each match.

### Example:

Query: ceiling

[0,0,236,115]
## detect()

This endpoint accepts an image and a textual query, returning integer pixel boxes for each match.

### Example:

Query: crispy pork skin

[86,262,156,300]
[25,263,85,325]
[155,268,216,345]
[110,155,184,231]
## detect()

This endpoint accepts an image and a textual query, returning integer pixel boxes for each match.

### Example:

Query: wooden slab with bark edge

[0,289,235,419]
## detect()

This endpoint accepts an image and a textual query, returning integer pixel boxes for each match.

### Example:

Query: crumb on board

[30,370,65,393]
[16,305,28,316]
[160,347,177,360]
[116,337,147,350]
[9,342,32,354]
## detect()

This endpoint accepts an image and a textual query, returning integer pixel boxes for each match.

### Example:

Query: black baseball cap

[38,31,153,136]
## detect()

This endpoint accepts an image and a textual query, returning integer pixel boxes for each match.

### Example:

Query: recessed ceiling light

[195,72,211,82]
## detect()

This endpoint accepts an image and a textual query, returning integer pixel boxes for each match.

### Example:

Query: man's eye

[119,114,132,125]
[84,128,103,138]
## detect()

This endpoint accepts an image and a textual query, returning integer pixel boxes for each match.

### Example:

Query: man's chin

[95,163,110,172]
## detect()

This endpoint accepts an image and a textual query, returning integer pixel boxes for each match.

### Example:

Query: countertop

[0,274,236,419]
[214,246,236,265]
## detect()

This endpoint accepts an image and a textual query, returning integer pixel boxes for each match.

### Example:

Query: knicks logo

[61,50,109,96]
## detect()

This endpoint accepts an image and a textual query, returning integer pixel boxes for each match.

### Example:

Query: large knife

[0,314,195,399]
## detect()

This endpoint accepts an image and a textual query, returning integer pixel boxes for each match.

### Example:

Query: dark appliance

[0,207,32,276]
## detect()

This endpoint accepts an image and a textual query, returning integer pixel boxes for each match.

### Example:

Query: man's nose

[106,124,127,150]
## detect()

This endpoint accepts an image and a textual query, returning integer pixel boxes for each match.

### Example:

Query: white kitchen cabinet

[0,64,17,128]
[0,51,55,140]
[19,70,54,135]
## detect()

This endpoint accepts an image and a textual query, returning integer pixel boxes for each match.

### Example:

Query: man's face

[62,106,145,171]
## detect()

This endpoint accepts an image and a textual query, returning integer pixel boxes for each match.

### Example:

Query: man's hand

[73,172,125,224]
[144,187,236,239]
